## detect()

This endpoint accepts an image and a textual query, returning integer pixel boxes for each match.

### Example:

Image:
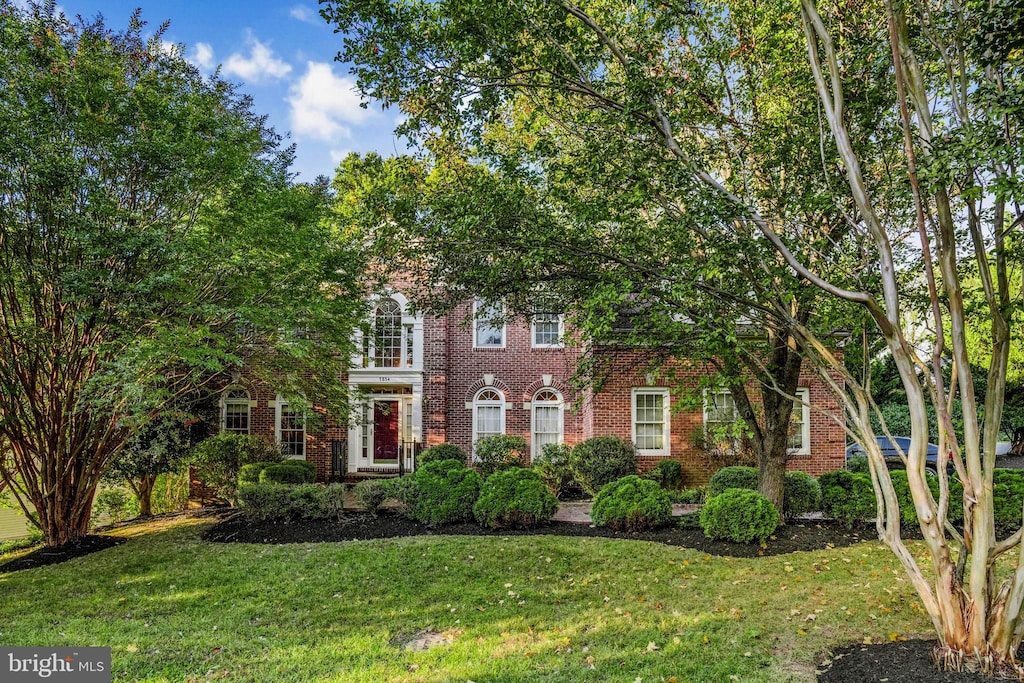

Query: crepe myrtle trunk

[32,478,100,547]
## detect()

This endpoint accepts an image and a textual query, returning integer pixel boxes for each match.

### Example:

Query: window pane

[475,301,503,347]
[374,299,403,367]
[224,403,249,434]
[789,393,807,451]
[279,404,305,457]
[634,392,666,451]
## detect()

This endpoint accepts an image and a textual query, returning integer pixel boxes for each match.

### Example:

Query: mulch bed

[818,639,1024,682]
[0,535,125,574]
[202,511,888,557]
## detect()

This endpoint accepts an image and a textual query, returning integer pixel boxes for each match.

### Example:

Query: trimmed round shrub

[288,484,325,518]
[533,443,574,498]
[700,488,780,543]
[320,483,347,521]
[846,454,869,474]
[569,437,637,496]
[473,467,559,529]
[783,471,821,518]
[189,434,283,503]
[412,459,482,526]
[992,469,1024,526]
[591,475,673,531]
[260,461,316,485]
[474,435,529,479]
[418,443,467,466]
[707,466,759,497]
[354,479,392,514]
[389,475,420,518]
[238,461,279,485]
[819,470,876,528]
[646,459,684,490]
[237,482,291,522]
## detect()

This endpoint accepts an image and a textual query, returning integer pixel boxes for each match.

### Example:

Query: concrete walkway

[552,501,699,524]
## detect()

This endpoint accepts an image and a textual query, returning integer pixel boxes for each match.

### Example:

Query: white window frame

[473,299,505,349]
[530,388,564,458]
[631,387,671,456]
[275,395,306,459]
[788,388,811,456]
[220,386,252,435]
[530,300,563,349]
[472,387,506,452]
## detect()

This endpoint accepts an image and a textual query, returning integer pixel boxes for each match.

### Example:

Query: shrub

[150,469,190,514]
[474,435,529,478]
[260,461,316,485]
[993,469,1024,526]
[819,470,876,528]
[288,484,325,519]
[473,467,559,529]
[569,437,637,496]
[354,479,393,514]
[674,486,707,505]
[238,461,279,485]
[700,488,780,543]
[237,482,291,522]
[783,471,821,518]
[888,470,965,525]
[320,483,347,521]
[533,443,574,498]
[418,443,467,466]
[412,459,482,525]
[591,475,673,531]
[190,434,283,503]
[846,454,870,474]
[389,475,420,517]
[93,487,139,523]
[646,459,684,490]
[707,466,759,498]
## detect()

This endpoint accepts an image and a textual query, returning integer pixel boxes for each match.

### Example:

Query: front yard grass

[0,515,935,682]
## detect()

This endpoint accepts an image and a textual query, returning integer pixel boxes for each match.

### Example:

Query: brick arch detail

[522,378,572,403]
[463,377,513,404]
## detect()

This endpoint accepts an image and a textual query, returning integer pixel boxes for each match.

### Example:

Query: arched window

[473,387,505,450]
[374,298,403,368]
[221,387,251,435]
[531,388,563,458]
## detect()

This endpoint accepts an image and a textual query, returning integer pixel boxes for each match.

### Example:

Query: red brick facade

[221,292,846,486]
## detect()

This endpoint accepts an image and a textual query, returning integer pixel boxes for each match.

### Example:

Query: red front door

[373,400,399,462]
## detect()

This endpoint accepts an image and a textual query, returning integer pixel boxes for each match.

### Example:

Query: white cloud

[189,42,215,71]
[289,5,319,24]
[288,61,372,141]
[222,32,292,83]
[329,149,353,165]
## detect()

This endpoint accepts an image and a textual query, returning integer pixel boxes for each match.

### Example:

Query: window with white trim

[473,299,505,348]
[276,396,305,458]
[531,388,563,457]
[473,388,505,449]
[703,388,740,438]
[788,388,811,455]
[221,387,251,435]
[531,300,563,348]
[373,298,403,367]
[632,388,670,455]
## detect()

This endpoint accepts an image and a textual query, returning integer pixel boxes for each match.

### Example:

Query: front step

[341,469,402,485]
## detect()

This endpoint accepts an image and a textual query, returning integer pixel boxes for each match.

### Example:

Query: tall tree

[325,0,1024,670]
[0,3,366,546]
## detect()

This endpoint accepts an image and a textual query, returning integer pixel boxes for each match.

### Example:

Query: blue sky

[51,0,408,181]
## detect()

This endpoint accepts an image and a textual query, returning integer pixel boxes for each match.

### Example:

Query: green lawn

[0,516,936,682]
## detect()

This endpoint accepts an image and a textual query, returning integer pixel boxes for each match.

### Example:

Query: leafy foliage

[532,443,575,498]
[411,459,481,526]
[819,471,876,530]
[591,475,672,531]
[708,467,760,498]
[642,460,685,491]
[238,462,280,486]
[473,467,559,529]
[700,489,780,544]
[569,437,637,496]
[189,434,283,504]
[354,479,392,514]
[92,487,139,524]
[474,435,528,479]
[418,443,468,466]
[259,462,317,485]
[782,472,821,519]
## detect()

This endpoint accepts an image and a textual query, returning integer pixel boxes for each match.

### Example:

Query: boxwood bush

[569,437,637,496]
[412,459,482,525]
[237,482,291,522]
[189,434,283,503]
[993,469,1024,526]
[320,483,347,521]
[389,475,420,517]
[642,459,684,491]
[473,467,559,529]
[260,461,316,485]
[783,471,821,518]
[354,479,392,515]
[700,488,780,543]
[533,443,574,498]
[819,470,876,528]
[591,475,672,531]
[707,466,759,497]
[474,435,529,479]
[238,461,279,485]
[418,443,467,466]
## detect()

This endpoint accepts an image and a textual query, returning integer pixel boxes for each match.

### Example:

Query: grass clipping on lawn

[0,515,935,682]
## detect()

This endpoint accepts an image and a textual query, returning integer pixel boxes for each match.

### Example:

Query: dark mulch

[0,535,125,574]
[202,511,886,557]
[818,639,1024,682]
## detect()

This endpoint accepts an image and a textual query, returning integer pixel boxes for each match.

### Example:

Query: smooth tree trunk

[133,475,157,517]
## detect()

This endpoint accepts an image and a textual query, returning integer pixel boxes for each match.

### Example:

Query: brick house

[213,289,845,487]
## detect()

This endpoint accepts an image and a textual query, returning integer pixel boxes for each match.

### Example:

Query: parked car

[846,436,949,475]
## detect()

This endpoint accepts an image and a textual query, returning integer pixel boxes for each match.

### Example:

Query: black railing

[331,440,347,480]
[398,441,423,476]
